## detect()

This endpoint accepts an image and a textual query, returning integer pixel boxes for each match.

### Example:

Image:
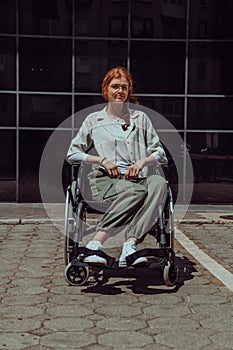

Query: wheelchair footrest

[77,247,115,268]
[70,258,89,268]
[149,257,168,269]
[126,248,169,268]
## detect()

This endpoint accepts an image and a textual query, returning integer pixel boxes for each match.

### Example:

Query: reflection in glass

[131,42,185,93]
[188,42,233,94]
[0,131,16,201]
[189,0,233,39]
[131,17,153,38]
[139,97,184,129]
[188,98,233,130]
[19,38,72,91]
[0,94,16,126]
[75,40,127,92]
[0,0,16,33]
[188,132,233,157]
[19,95,71,127]
[110,18,128,37]
[0,38,16,90]
[19,0,72,36]
[75,0,128,37]
[131,0,186,38]
[188,132,233,203]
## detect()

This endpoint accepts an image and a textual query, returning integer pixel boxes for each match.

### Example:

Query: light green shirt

[67,107,168,177]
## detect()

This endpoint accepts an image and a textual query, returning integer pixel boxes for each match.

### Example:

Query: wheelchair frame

[63,164,178,287]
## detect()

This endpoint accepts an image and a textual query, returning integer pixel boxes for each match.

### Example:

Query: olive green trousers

[88,169,167,240]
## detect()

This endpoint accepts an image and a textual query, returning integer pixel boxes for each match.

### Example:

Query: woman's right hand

[101,158,121,178]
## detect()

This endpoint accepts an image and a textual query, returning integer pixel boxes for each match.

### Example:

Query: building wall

[0,0,232,203]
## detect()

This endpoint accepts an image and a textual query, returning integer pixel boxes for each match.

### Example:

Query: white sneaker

[84,240,107,267]
[86,240,103,251]
[118,241,148,268]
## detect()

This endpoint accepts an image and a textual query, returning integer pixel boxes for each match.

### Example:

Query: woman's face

[107,77,129,103]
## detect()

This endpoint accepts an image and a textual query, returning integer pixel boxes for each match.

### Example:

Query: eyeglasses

[109,84,129,92]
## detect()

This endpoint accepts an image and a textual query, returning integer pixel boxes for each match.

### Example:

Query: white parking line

[175,228,233,292]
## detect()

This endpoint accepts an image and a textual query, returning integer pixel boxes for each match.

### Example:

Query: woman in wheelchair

[67,67,168,268]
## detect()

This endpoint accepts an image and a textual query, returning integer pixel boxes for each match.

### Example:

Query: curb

[0,218,232,225]
[0,219,21,225]
[0,218,62,225]
[177,219,233,224]
[177,219,213,224]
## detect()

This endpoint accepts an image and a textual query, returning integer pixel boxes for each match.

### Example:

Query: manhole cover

[219,215,233,220]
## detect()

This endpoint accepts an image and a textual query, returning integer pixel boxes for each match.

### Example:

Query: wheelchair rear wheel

[158,188,177,286]
[164,187,175,249]
[64,182,86,265]
[64,183,75,265]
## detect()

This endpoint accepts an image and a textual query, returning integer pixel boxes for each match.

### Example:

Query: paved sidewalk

[0,204,232,349]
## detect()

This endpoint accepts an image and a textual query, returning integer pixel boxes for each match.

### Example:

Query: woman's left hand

[126,161,143,178]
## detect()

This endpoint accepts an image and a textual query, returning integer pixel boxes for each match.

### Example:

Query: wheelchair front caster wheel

[64,263,89,286]
[163,261,178,286]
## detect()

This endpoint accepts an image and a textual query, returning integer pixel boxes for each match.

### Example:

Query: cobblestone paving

[179,223,233,274]
[0,223,232,349]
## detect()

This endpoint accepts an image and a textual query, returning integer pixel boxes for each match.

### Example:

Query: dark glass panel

[0,38,16,90]
[131,42,185,93]
[188,98,233,130]
[131,0,186,38]
[0,94,16,126]
[75,0,128,37]
[0,0,16,34]
[156,131,186,204]
[19,0,72,36]
[19,130,71,202]
[75,95,104,111]
[74,96,105,128]
[19,95,71,127]
[19,38,72,92]
[188,132,233,203]
[75,40,127,92]
[188,132,233,156]
[19,130,51,202]
[0,130,16,201]
[139,97,184,129]
[188,42,233,94]
[189,0,233,39]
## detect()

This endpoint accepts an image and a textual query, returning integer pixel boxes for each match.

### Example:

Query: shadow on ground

[79,256,197,295]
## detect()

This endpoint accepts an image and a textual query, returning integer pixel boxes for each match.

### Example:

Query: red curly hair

[102,67,135,102]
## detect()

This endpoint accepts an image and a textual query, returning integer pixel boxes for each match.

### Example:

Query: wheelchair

[63,163,178,287]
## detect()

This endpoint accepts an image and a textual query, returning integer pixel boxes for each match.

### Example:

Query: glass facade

[0,0,232,203]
